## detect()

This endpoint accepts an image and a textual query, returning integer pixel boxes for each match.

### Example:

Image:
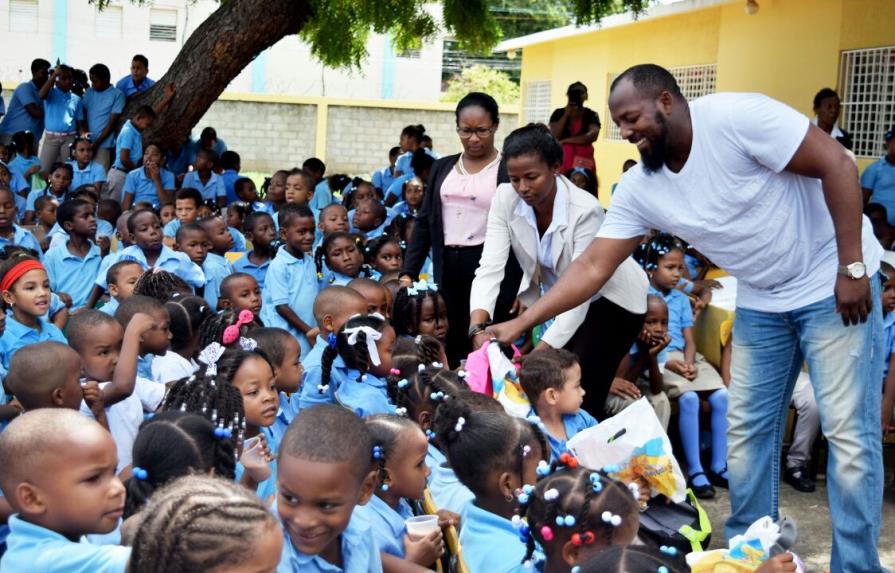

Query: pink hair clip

[540,525,554,542]
[222,325,240,345]
[389,368,401,376]
[236,309,255,326]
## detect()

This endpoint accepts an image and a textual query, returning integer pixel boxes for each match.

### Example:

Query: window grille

[839,46,895,158]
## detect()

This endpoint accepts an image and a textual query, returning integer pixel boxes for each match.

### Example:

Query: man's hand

[609,377,641,401]
[835,275,871,326]
[486,318,526,346]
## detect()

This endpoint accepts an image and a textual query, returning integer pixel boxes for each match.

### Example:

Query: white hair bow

[239,337,258,351]
[198,342,227,376]
[344,326,383,367]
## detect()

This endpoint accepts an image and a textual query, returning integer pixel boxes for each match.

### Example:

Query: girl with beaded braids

[355,414,448,567]
[432,398,548,573]
[518,466,640,572]
[131,268,192,302]
[127,475,283,573]
[151,295,212,385]
[122,411,236,521]
[363,233,404,279]
[393,280,448,347]
[197,307,262,351]
[320,314,397,418]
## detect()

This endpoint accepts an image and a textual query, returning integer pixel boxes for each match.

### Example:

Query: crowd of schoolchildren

[0,55,882,573]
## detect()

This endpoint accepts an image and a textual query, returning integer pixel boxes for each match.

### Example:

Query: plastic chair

[422,489,468,573]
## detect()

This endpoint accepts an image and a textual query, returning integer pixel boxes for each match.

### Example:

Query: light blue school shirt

[883,312,895,381]
[460,501,535,573]
[527,407,598,463]
[311,179,333,210]
[297,337,333,411]
[0,82,42,138]
[43,88,82,134]
[235,426,279,502]
[271,391,300,446]
[372,165,395,192]
[321,271,354,288]
[95,244,205,289]
[233,251,271,290]
[862,156,895,226]
[8,155,39,181]
[122,166,175,206]
[385,174,413,200]
[165,145,192,176]
[44,240,102,309]
[0,225,42,256]
[25,188,67,212]
[425,443,446,484]
[276,509,383,573]
[189,137,227,158]
[202,252,234,310]
[112,120,142,171]
[1,315,66,368]
[115,75,155,98]
[335,371,394,418]
[137,354,154,381]
[47,219,114,252]
[230,227,247,252]
[391,201,418,217]
[0,515,131,573]
[354,495,413,558]
[68,161,107,188]
[182,170,226,202]
[395,152,414,178]
[162,218,183,238]
[82,86,125,149]
[648,285,692,353]
[100,297,119,316]
[260,248,319,357]
[429,463,474,515]
[222,169,240,204]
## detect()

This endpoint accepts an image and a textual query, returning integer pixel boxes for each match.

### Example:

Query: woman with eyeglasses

[401,92,522,366]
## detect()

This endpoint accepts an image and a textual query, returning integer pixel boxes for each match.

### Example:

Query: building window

[839,46,895,158]
[95,6,123,40]
[523,80,552,125]
[149,8,178,42]
[605,63,717,141]
[9,0,38,33]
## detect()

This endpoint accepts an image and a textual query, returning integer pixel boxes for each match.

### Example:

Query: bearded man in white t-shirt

[489,64,885,573]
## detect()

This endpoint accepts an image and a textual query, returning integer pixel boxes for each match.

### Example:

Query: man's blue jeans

[727,277,885,573]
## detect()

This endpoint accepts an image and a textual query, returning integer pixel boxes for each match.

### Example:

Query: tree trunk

[126,0,313,150]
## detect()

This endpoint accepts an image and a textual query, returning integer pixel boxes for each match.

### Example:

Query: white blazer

[470,175,648,348]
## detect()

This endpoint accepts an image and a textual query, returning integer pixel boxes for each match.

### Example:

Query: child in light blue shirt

[112,109,154,172]
[325,315,396,418]
[235,211,275,290]
[275,405,383,573]
[182,149,226,207]
[121,144,175,209]
[43,199,102,310]
[68,136,107,193]
[0,410,131,573]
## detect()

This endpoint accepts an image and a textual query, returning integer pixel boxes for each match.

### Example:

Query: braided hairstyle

[366,414,420,494]
[519,467,640,565]
[386,362,466,424]
[127,475,279,573]
[123,412,236,519]
[392,284,446,338]
[161,369,246,450]
[314,231,372,281]
[432,398,548,499]
[388,211,414,244]
[133,269,191,302]
[318,314,387,394]
[363,234,404,274]
[578,545,689,573]
[164,295,214,354]
[633,232,685,272]
[197,308,261,351]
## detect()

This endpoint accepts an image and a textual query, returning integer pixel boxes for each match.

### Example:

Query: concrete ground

[695,447,895,572]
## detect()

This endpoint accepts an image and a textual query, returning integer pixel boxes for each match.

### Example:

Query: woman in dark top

[812,87,853,150]
[401,92,522,366]
[549,81,601,172]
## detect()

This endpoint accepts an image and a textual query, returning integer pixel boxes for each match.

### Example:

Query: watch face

[849,262,867,279]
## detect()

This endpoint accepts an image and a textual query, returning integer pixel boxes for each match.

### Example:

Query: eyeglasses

[457,126,496,139]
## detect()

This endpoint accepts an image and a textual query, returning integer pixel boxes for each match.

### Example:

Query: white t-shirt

[80,378,166,473]
[598,92,882,313]
[151,352,198,385]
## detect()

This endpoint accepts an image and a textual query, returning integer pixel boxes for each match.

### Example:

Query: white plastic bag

[567,397,686,502]
[487,343,531,418]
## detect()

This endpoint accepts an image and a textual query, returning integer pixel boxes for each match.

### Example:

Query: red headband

[1,260,45,293]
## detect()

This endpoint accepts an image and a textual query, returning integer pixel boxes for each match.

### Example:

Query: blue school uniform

[137,354,154,381]
[8,155,39,181]
[1,315,66,368]
[297,337,333,411]
[883,312,895,381]
[233,251,271,290]
[276,509,383,573]
[426,443,446,480]
[355,495,413,558]
[429,463,474,515]
[121,166,175,206]
[0,82,42,139]
[230,227,247,252]
[647,286,692,353]
[311,179,333,210]
[385,174,412,201]
[95,244,205,290]
[100,297,119,317]
[0,515,131,573]
[115,76,155,98]
[25,188,67,213]
[271,391,300,447]
[202,252,234,310]
[221,169,239,204]
[460,502,536,573]
[68,161,107,189]
[0,225,42,257]
[391,201,418,217]
[260,248,319,357]
[372,165,396,192]
[322,271,355,287]
[43,88,82,134]
[162,218,183,238]
[82,86,125,150]
[44,240,102,309]
[527,407,598,462]
[235,426,279,502]
[335,370,393,418]
[113,120,142,171]
[182,171,226,202]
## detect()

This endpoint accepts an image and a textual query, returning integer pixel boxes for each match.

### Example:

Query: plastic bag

[486,342,531,418]
[567,397,686,502]
[687,517,804,573]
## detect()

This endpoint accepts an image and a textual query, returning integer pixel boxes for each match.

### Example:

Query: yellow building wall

[518,0,895,205]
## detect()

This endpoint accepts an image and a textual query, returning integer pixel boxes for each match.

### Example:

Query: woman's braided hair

[127,475,278,573]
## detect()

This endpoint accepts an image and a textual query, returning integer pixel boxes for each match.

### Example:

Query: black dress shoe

[707,467,729,489]
[784,465,816,493]
[688,472,716,499]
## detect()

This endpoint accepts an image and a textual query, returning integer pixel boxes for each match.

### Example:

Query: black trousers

[440,245,522,367]
[564,297,645,416]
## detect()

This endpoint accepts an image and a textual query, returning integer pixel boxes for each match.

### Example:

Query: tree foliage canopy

[441,65,519,104]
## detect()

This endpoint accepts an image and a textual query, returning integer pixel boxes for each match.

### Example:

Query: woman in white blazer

[469,124,648,414]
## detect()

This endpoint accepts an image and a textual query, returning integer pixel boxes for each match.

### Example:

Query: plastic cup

[405,515,439,540]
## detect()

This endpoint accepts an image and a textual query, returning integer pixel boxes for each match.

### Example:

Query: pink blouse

[440,155,501,247]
